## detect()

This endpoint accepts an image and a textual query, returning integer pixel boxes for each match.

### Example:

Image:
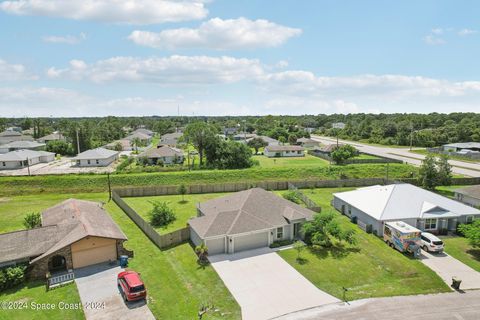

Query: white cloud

[458,28,477,36]
[424,34,446,45]
[0,0,208,24]
[0,59,37,81]
[47,55,265,84]
[128,17,302,50]
[431,28,443,35]
[42,32,86,44]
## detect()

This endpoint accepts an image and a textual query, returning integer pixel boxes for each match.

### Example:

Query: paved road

[75,263,154,320]
[311,135,480,177]
[420,250,480,290]
[209,247,339,320]
[276,291,480,320]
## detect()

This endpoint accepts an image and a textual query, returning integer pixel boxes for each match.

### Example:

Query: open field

[278,187,450,300]
[0,163,417,196]
[0,193,240,319]
[442,236,480,273]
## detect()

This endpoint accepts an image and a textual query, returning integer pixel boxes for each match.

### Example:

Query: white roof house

[0,149,55,170]
[72,147,119,167]
[0,141,46,153]
[333,184,480,235]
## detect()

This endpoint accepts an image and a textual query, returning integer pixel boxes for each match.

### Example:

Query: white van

[420,232,444,253]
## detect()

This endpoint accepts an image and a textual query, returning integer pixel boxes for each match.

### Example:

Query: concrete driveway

[74,263,154,320]
[209,247,340,320]
[420,250,480,290]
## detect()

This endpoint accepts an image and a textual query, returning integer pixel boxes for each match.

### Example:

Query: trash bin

[119,255,129,268]
[451,277,462,290]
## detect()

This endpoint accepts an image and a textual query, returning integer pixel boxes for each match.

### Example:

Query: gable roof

[0,149,54,161]
[125,132,151,141]
[131,128,153,136]
[297,137,317,143]
[72,147,118,160]
[140,146,183,158]
[190,188,314,238]
[0,199,126,265]
[334,184,480,221]
[455,185,480,200]
[1,141,45,149]
[0,130,21,137]
[38,132,65,142]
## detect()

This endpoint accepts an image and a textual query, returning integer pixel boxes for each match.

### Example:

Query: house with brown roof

[0,199,131,279]
[139,146,184,165]
[189,188,314,255]
[264,145,305,158]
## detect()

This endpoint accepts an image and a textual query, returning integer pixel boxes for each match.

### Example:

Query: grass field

[0,193,240,320]
[0,163,418,196]
[278,187,450,300]
[410,149,479,163]
[253,154,329,168]
[442,236,480,272]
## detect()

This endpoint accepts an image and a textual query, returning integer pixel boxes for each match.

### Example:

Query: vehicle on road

[421,232,445,253]
[383,221,421,258]
[117,270,147,302]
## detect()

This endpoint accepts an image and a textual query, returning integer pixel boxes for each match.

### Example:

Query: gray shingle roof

[0,130,21,137]
[140,146,183,158]
[1,141,45,149]
[125,132,151,141]
[444,142,480,149]
[0,149,54,161]
[37,132,65,142]
[72,147,118,160]
[265,145,304,152]
[190,188,314,238]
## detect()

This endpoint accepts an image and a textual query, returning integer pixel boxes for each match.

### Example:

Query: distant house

[139,146,184,165]
[37,132,66,144]
[232,133,256,143]
[249,135,279,146]
[264,145,305,158]
[455,185,480,208]
[104,139,132,151]
[223,127,238,136]
[303,127,316,134]
[6,126,22,132]
[310,144,344,157]
[131,128,154,137]
[297,137,320,148]
[0,149,55,170]
[333,184,480,236]
[124,132,152,145]
[159,132,183,147]
[0,130,34,145]
[72,147,119,167]
[442,142,480,153]
[189,188,314,255]
[0,141,46,154]
[0,199,130,278]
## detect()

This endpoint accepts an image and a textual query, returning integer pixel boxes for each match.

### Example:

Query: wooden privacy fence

[287,182,321,212]
[112,191,190,249]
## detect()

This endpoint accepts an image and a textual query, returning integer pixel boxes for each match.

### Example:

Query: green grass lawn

[442,236,480,272]
[278,187,450,300]
[353,153,379,160]
[410,149,479,164]
[0,282,84,320]
[253,154,330,168]
[123,192,232,234]
[0,193,240,320]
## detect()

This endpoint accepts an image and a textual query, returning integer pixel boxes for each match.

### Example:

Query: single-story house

[189,188,314,255]
[0,149,55,170]
[455,185,480,208]
[303,127,316,134]
[124,132,152,145]
[247,135,279,146]
[159,132,183,147]
[232,133,256,143]
[0,199,131,278]
[131,128,154,137]
[442,142,480,153]
[139,146,184,165]
[72,147,119,167]
[333,184,480,236]
[37,132,66,144]
[0,141,46,154]
[314,143,344,155]
[223,127,238,136]
[0,130,34,145]
[264,145,305,157]
[104,139,132,151]
[297,137,320,148]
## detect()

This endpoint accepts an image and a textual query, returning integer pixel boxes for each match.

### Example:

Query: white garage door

[234,232,269,253]
[205,237,225,255]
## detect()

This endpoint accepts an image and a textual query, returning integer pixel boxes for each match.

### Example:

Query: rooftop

[0,149,54,161]
[444,142,480,149]
[140,146,183,158]
[1,140,45,149]
[265,145,304,152]
[72,147,118,160]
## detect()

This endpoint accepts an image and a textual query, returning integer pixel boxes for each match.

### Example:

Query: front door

[293,223,301,238]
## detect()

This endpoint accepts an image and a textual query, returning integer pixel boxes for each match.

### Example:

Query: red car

[117,270,147,302]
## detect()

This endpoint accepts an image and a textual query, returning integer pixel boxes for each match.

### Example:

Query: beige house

[189,188,314,255]
[72,147,119,167]
[0,199,131,278]
[264,145,305,158]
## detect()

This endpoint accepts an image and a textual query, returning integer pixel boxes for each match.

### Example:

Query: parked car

[420,232,444,253]
[117,270,147,302]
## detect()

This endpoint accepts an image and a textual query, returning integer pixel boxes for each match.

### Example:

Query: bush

[269,239,294,248]
[116,157,134,172]
[282,191,302,204]
[0,265,27,292]
[23,212,41,229]
[149,201,176,227]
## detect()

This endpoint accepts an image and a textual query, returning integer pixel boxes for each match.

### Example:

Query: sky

[0,0,479,117]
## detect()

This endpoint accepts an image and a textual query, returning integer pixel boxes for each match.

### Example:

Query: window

[276,227,283,239]
[466,216,474,223]
[87,160,91,165]
[96,159,99,164]
[424,218,437,230]
[1,162,5,167]
[421,235,430,243]
[348,205,352,216]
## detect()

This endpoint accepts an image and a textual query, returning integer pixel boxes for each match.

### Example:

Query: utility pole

[26,157,31,176]
[76,127,81,155]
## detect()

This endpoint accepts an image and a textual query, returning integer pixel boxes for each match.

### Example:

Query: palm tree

[131,137,141,153]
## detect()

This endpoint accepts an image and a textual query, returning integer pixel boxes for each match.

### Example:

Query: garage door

[234,232,269,253]
[205,237,225,255]
[71,237,117,269]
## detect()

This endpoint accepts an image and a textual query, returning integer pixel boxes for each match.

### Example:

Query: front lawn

[123,192,232,234]
[0,282,83,320]
[253,154,330,168]
[442,236,480,272]
[278,188,450,300]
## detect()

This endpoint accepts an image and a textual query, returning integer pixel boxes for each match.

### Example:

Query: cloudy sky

[0,0,479,117]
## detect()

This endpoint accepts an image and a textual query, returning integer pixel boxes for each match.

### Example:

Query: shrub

[149,201,176,227]
[195,243,209,265]
[116,157,134,172]
[23,212,41,229]
[282,191,302,204]
[0,265,27,292]
[269,239,294,248]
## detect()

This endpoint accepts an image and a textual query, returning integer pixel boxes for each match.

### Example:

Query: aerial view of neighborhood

[1,1,480,320]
